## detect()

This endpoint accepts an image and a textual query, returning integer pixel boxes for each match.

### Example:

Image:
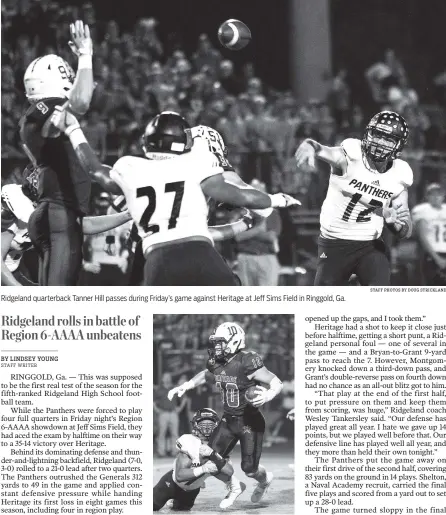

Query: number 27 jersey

[109,151,222,252]
[320,138,413,240]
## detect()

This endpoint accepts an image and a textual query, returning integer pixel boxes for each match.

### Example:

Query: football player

[153,408,245,511]
[168,322,283,503]
[295,110,413,286]
[50,109,299,286]
[412,183,446,285]
[1,183,132,286]
[19,20,95,285]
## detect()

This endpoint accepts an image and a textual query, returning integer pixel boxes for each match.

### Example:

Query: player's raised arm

[67,20,94,115]
[50,107,122,195]
[295,138,347,172]
[247,366,283,408]
[82,211,132,235]
[209,209,260,242]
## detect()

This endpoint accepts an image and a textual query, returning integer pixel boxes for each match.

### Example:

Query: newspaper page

[2,0,446,514]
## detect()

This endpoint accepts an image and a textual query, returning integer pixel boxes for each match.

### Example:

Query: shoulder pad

[176,434,201,459]
[394,159,413,188]
[1,185,34,224]
[341,138,362,161]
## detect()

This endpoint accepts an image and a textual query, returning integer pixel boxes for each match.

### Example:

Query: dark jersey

[18,98,91,215]
[207,350,264,416]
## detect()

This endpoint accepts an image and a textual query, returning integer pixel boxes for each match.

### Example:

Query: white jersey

[110,149,222,254]
[320,139,413,240]
[172,434,211,491]
[412,202,446,253]
[1,185,34,272]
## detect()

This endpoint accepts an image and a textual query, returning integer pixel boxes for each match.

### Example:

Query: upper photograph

[1,0,445,286]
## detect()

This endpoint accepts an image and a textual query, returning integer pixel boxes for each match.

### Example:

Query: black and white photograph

[1,0,446,286]
[152,314,295,513]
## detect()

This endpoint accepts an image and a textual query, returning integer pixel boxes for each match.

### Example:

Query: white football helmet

[208,322,245,362]
[24,55,75,102]
[191,125,227,157]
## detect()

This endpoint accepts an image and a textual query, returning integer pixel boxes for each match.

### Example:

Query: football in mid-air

[245,385,263,403]
[218,19,251,50]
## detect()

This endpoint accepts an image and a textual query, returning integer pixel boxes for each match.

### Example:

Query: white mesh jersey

[173,434,211,491]
[1,185,34,272]
[412,202,446,253]
[320,139,413,240]
[109,149,222,253]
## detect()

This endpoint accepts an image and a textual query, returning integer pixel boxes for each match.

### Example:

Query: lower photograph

[152,314,295,514]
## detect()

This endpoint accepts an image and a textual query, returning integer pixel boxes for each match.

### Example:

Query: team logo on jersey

[165,481,171,487]
[221,370,226,375]
[349,179,393,200]
[242,425,252,434]
[320,253,327,259]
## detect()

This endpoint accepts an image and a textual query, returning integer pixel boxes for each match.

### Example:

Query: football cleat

[219,480,246,509]
[251,472,273,503]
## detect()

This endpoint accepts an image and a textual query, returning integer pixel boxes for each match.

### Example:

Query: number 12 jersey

[320,138,413,240]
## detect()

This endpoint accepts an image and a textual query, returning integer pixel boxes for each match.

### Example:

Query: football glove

[167,380,194,401]
[202,461,219,475]
[269,193,301,209]
[295,140,316,169]
[286,409,295,421]
[207,451,227,472]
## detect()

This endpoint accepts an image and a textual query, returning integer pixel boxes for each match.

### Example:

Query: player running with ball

[168,322,283,503]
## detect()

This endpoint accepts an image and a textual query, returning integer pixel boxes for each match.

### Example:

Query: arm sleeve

[242,351,264,376]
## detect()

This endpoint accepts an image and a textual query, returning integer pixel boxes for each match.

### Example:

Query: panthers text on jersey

[412,203,446,253]
[109,149,223,254]
[1,184,34,272]
[320,138,413,240]
[19,98,91,214]
[207,350,264,416]
[173,434,210,491]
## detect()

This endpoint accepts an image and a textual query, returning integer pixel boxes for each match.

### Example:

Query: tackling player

[1,183,132,286]
[168,322,283,503]
[50,109,299,286]
[19,20,94,285]
[412,183,446,285]
[295,110,413,286]
[153,408,245,511]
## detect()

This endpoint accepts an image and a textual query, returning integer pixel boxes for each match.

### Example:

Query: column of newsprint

[0,298,151,515]
[301,303,446,515]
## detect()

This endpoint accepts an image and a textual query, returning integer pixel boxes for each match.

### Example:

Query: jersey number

[342,193,383,223]
[434,223,446,243]
[136,181,185,234]
[216,382,239,408]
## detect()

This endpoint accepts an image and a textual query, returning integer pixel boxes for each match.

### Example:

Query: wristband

[78,54,93,69]
[192,466,204,477]
[67,127,87,147]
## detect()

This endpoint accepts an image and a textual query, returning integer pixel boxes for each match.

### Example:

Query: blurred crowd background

[152,314,294,456]
[2,0,446,285]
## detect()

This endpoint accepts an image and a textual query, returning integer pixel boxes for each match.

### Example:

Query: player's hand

[295,141,316,169]
[269,193,301,209]
[241,209,254,230]
[69,20,93,57]
[251,386,271,407]
[167,383,188,401]
[286,408,295,421]
[50,105,80,133]
[202,461,219,475]
[82,262,101,274]
[199,444,214,458]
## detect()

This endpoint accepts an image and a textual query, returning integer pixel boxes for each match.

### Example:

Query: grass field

[154,443,295,514]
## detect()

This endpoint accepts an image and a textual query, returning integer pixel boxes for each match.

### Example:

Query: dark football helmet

[142,111,192,157]
[191,408,219,439]
[361,111,409,164]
